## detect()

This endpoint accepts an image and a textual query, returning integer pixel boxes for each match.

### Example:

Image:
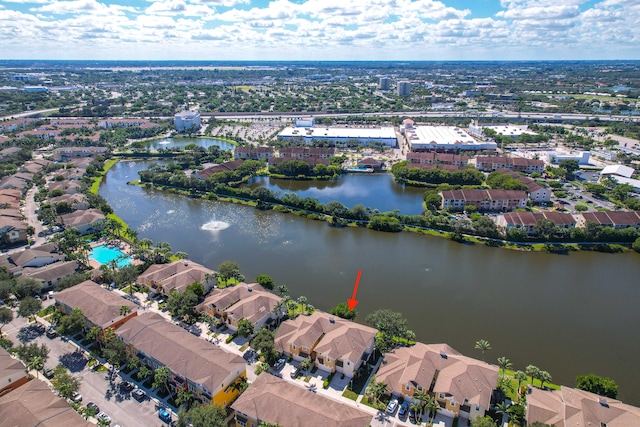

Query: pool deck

[88,238,143,270]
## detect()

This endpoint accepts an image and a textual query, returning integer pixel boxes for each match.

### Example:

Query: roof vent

[440,350,447,359]
[599,398,609,408]
[329,317,335,323]
[247,286,252,292]
[183,260,189,266]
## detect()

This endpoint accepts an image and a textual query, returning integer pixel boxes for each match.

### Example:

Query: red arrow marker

[347,270,362,311]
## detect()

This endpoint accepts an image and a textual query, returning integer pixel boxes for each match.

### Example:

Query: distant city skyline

[0,0,638,61]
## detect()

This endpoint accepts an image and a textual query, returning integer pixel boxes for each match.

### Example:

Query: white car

[97,412,111,424]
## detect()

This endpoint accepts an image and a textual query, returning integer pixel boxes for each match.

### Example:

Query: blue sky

[0,0,637,60]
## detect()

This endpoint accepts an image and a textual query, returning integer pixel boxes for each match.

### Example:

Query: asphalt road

[3,306,166,427]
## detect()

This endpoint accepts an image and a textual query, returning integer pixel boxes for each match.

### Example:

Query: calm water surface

[100,160,640,404]
[144,137,234,151]
[246,174,426,215]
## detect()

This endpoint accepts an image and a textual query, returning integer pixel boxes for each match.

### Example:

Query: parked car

[71,392,82,402]
[132,388,146,401]
[158,408,171,423]
[45,328,57,339]
[386,398,399,414]
[32,323,45,333]
[121,381,135,391]
[398,402,409,419]
[87,402,100,413]
[290,366,300,378]
[274,358,286,370]
[97,412,111,424]
[43,366,54,379]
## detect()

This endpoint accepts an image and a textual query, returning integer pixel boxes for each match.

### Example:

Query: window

[417,385,423,392]
[292,345,296,350]
[405,384,411,391]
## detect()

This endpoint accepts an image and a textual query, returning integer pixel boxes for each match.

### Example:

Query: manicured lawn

[342,389,358,400]
[501,369,561,401]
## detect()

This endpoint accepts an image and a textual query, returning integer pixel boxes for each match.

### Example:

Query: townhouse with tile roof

[275,311,376,378]
[375,343,498,423]
[117,312,246,407]
[196,283,283,332]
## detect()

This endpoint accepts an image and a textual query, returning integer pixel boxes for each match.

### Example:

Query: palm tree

[474,339,492,362]
[120,305,132,317]
[424,394,439,424]
[272,300,285,325]
[300,357,312,374]
[409,402,423,426]
[495,401,510,423]
[87,326,102,347]
[526,365,541,387]
[229,376,248,394]
[365,376,388,406]
[539,370,552,389]
[152,366,170,394]
[277,285,288,297]
[497,356,512,373]
[297,296,307,314]
[514,370,527,395]
[137,365,151,381]
[27,355,44,378]
[413,389,429,421]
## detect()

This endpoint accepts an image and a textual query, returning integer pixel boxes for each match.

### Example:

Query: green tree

[153,366,171,394]
[409,402,423,425]
[365,376,388,406]
[185,282,205,298]
[52,366,81,399]
[526,365,541,386]
[507,402,526,426]
[15,342,49,369]
[255,274,275,290]
[365,309,415,353]
[0,307,13,334]
[84,405,98,419]
[277,285,288,296]
[424,394,439,423]
[137,365,151,381]
[474,339,492,362]
[329,302,356,320]
[576,373,618,399]
[18,296,42,321]
[56,308,86,336]
[176,403,226,427]
[514,370,527,393]
[470,415,497,427]
[13,278,42,299]
[166,289,199,321]
[632,237,640,253]
[237,319,254,338]
[559,159,580,177]
[102,335,129,368]
[497,356,512,373]
[27,355,44,378]
[175,388,194,409]
[300,357,312,374]
[119,305,132,317]
[539,370,552,389]
[424,192,443,211]
[86,326,102,345]
[217,260,241,285]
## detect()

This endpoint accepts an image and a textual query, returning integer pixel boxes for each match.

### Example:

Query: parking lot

[2,307,170,427]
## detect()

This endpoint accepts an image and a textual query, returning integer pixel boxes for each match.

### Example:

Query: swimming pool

[89,244,132,267]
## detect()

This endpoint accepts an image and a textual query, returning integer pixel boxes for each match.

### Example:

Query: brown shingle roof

[231,374,372,427]
[197,283,281,324]
[0,347,26,385]
[137,260,214,294]
[0,379,92,427]
[55,280,137,328]
[116,313,245,396]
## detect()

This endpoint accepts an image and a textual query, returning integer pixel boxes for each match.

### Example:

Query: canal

[100,159,640,405]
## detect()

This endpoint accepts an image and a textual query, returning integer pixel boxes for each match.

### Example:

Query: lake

[246,174,427,215]
[144,137,235,151]
[100,160,640,405]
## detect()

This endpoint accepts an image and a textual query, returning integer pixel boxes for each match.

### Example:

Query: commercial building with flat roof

[277,126,398,147]
[174,111,201,132]
[406,126,497,152]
